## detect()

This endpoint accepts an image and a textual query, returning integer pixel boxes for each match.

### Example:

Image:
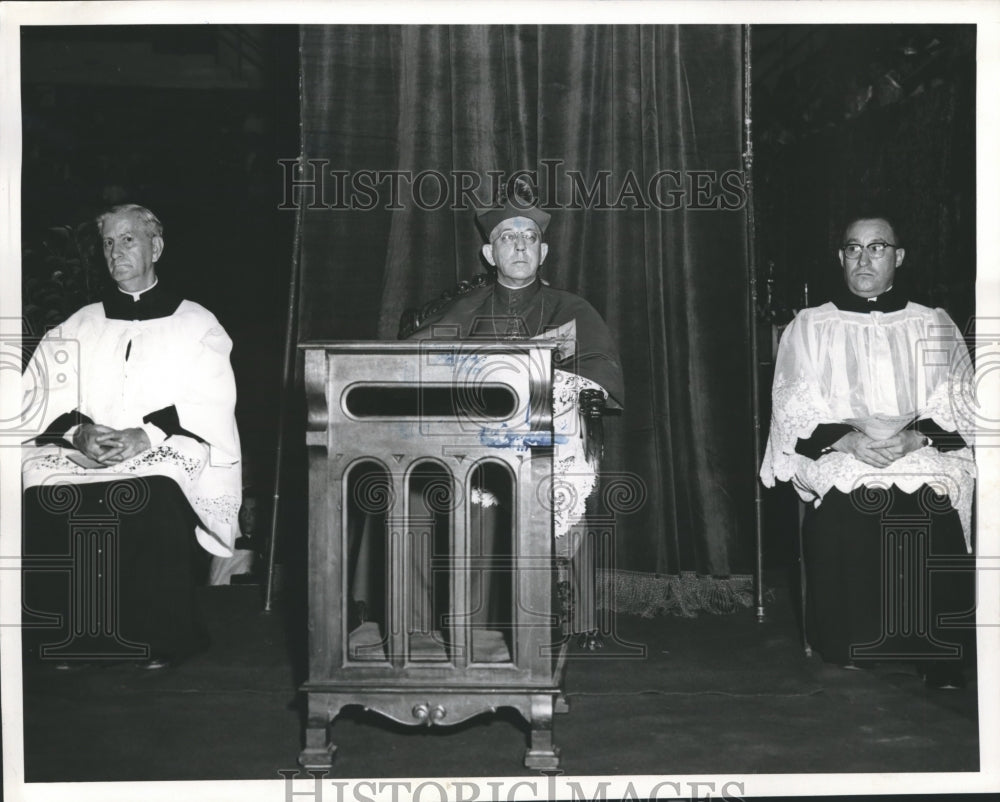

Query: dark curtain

[755,78,976,333]
[297,26,753,601]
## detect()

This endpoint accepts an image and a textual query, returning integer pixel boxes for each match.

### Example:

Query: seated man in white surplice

[22,204,241,670]
[760,214,975,689]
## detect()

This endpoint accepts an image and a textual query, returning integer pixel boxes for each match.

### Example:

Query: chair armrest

[578,388,606,462]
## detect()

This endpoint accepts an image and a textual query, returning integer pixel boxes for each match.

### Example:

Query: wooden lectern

[298,341,567,770]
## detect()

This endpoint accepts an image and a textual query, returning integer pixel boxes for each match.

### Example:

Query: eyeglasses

[494,230,539,246]
[842,241,897,259]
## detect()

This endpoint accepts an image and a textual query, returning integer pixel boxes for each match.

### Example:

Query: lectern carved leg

[524,694,560,769]
[299,698,336,769]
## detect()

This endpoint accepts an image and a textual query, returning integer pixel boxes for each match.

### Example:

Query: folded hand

[73,424,151,465]
[93,427,151,464]
[868,430,926,463]
[833,430,925,468]
[72,424,118,461]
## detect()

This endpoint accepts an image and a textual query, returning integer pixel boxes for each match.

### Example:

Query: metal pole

[742,25,767,623]
[263,155,305,613]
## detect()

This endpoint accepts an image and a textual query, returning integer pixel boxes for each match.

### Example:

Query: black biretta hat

[475,177,551,240]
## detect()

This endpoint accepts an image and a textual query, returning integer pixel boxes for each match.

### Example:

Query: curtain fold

[756,78,975,332]
[298,25,753,590]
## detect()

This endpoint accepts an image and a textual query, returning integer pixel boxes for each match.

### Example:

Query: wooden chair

[396,273,490,340]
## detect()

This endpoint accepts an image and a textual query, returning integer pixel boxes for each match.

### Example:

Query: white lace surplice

[21,300,242,556]
[760,302,976,550]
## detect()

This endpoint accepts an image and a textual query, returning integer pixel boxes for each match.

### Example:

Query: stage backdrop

[296,25,754,614]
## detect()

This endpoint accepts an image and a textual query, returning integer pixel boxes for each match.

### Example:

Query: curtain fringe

[596,569,758,618]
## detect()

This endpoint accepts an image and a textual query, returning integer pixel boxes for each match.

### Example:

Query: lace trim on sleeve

[550,369,606,543]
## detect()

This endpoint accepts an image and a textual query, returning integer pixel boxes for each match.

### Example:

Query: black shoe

[920,663,966,690]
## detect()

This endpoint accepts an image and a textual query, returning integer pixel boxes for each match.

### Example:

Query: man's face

[101,210,163,293]
[838,218,904,298]
[482,216,548,289]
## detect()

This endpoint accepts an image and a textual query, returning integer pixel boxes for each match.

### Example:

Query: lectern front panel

[298,341,565,770]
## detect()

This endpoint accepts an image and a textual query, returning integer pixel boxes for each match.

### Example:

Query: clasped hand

[73,424,151,465]
[833,430,926,469]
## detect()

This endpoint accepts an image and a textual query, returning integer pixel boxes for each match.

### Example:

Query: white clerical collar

[118,278,158,301]
[865,284,893,302]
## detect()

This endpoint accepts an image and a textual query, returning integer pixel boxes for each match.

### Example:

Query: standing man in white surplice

[761,214,976,689]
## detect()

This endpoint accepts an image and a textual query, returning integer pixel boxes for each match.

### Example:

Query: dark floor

[18,580,979,784]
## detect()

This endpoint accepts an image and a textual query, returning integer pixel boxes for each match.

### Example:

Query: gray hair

[96,204,164,239]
